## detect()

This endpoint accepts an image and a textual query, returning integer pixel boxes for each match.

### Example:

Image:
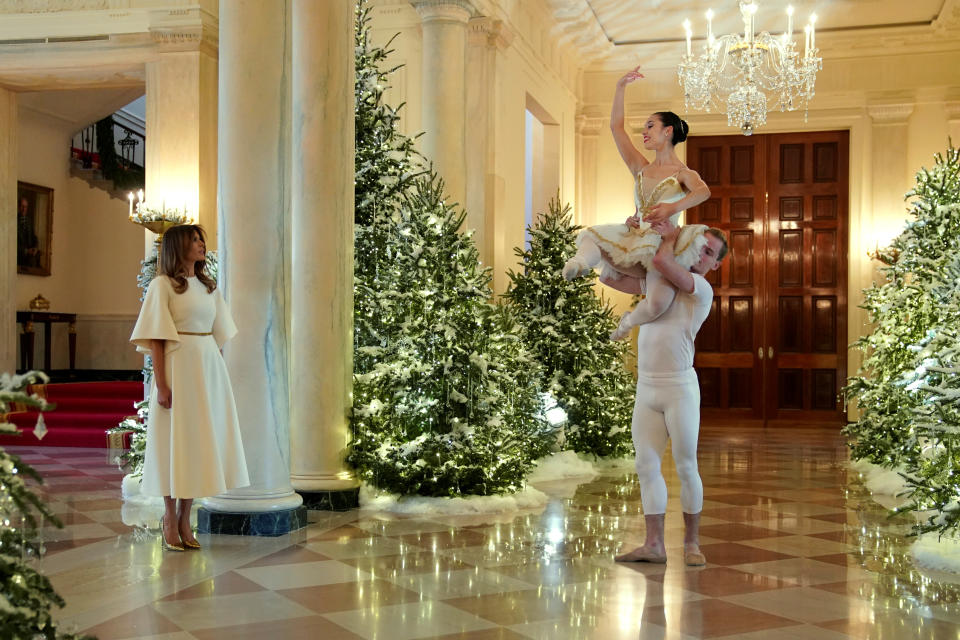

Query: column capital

[412,0,473,23]
[576,114,604,136]
[867,103,914,124]
[468,16,514,50]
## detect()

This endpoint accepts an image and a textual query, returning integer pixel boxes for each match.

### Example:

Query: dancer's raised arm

[611,66,648,176]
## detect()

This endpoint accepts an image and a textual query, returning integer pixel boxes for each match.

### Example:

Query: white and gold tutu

[576,168,708,280]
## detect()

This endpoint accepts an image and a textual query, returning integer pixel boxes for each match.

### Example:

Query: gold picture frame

[17,181,53,276]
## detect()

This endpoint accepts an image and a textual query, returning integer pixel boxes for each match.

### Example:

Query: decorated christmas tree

[503,200,635,458]
[845,146,960,470]
[0,372,94,639]
[348,1,554,496]
[899,252,960,536]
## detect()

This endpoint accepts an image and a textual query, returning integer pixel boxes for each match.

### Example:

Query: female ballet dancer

[563,66,712,337]
[131,224,249,551]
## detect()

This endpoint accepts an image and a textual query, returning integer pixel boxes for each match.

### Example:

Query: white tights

[632,368,703,515]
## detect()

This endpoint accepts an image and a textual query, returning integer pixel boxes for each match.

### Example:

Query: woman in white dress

[130,225,249,551]
[562,67,712,335]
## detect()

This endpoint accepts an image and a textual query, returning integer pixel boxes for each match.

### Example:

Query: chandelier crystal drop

[677,2,821,135]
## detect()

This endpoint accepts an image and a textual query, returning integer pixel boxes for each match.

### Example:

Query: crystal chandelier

[677,2,821,135]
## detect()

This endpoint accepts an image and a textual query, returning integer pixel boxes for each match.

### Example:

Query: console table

[16,311,77,372]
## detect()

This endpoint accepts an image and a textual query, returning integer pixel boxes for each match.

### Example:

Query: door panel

[686,131,848,426]
[685,137,766,421]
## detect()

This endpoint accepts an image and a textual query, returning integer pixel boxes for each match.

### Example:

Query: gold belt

[178,331,213,336]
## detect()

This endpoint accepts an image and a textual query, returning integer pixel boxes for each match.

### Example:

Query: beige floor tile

[322,601,497,640]
[303,535,408,559]
[385,567,536,598]
[722,586,874,623]
[236,560,371,589]
[734,557,870,586]
[744,534,853,557]
[152,591,317,631]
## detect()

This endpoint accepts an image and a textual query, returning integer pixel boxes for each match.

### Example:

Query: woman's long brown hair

[157,224,217,294]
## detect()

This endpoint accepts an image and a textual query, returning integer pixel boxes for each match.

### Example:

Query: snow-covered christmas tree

[900,252,960,536]
[0,372,94,639]
[348,1,554,497]
[503,199,634,458]
[845,145,960,471]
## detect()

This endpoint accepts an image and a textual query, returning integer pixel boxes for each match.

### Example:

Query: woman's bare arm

[644,168,712,224]
[610,67,648,176]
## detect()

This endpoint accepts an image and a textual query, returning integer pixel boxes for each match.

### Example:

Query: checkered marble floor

[10,427,960,639]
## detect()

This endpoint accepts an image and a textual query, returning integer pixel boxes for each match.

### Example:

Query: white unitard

[631,270,713,515]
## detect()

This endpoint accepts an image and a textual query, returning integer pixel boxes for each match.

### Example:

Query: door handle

[768,346,774,359]
[758,347,764,360]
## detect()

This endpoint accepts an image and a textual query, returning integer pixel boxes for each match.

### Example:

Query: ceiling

[586,0,945,45]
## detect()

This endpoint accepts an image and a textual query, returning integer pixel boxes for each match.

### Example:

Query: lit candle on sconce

[127,192,134,219]
[683,19,692,56]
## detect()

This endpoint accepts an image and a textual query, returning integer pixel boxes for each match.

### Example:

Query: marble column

[0,88,15,373]
[288,0,358,510]
[144,51,218,243]
[465,17,511,270]
[575,114,603,228]
[414,0,472,210]
[199,0,307,535]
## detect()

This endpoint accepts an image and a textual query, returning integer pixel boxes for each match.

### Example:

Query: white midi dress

[578,168,709,279]
[130,275,250,499]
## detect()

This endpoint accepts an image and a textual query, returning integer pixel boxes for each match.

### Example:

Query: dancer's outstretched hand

[617,65,644,88]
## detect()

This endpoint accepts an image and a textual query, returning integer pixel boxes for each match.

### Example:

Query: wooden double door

[685,131,849,425]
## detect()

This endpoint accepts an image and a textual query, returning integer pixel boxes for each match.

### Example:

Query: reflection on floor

[12,427,960,639]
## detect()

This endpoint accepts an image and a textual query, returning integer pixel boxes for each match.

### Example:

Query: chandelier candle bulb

[804,24,810,56]
[810,13,817,49]
[787,5,793,39]
[706,9,714,41]
[683,19,692,55]
[127,192,134,219]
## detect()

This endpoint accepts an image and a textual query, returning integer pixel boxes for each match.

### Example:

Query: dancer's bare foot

[684,542,706,566]
[615,544,667,563]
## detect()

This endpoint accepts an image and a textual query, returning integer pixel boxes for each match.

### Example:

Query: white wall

[16,103,144,370]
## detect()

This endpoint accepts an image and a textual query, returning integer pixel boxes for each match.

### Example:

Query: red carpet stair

[0,381,143,448]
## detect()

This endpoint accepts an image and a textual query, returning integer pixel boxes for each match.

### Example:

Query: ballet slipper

[684,545,706,566]
[614,546,667,563]
[610,311,634,342]
[562,257,591,281]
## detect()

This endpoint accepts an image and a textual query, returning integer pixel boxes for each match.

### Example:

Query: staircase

[0,381,144,448]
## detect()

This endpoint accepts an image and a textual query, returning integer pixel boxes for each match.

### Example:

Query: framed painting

[16,181,53,276]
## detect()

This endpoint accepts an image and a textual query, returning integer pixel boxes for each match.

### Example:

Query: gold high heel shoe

[180,533,201,551]
[159,516,185,552]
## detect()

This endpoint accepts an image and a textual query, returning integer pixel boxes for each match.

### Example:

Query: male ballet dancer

[605,219,728,566]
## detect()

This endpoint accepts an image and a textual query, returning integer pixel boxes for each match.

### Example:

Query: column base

[198,505,308,537]
[297,487,360,512]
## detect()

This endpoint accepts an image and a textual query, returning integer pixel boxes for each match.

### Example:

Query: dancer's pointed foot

[615,544,667,563]
[684,543,706,566]
[562,257,591,281]
[610,311,634,341]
